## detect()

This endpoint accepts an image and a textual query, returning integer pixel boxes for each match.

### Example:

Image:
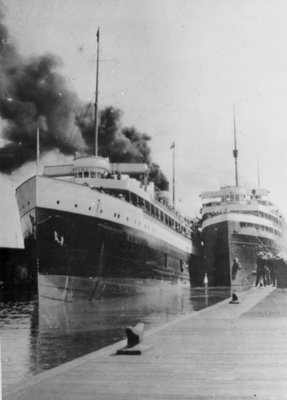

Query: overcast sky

[2,0,287,246]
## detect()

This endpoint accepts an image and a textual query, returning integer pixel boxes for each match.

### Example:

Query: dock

[4,286,287,399]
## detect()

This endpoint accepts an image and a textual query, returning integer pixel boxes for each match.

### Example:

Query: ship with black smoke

[0,8,201,299]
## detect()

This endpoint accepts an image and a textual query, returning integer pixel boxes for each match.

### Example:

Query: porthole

[57,200,60,204]
[114,213,117,217]
[75,204,78,208]
[88,207,91,210]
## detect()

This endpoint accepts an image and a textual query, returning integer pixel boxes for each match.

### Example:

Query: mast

[94,28,100,156]
[233,105,239,186]
[36,123,40,176]
[170,142,175,207]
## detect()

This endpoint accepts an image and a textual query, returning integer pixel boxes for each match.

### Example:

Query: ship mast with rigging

[94,28,100,156]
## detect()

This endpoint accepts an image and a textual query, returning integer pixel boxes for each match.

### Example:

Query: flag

[97,28,100,42]
[170,142,175,149]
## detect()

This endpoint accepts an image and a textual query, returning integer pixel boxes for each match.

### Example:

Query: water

[0,285,231,389]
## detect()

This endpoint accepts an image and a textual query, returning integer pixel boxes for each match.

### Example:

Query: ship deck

[4,286,287,399]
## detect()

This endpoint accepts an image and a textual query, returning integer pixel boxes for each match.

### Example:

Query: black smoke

[0,9,85,173]
[77,105,169,190]
[0,8,169,190]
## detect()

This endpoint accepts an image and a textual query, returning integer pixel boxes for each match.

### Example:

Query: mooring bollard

[125,323,144,348]
[116,322,152,355]
[229,292,239,304]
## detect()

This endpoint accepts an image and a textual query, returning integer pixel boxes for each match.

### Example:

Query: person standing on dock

[268,254,277,286]
[255,252,266,287]
[231,257,241,280]
[276,254,287,289]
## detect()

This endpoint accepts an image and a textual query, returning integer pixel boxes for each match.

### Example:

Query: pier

[4,286,287,399]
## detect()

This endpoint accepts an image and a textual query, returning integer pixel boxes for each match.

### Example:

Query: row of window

[102,188,192,238]
[54,197,189,239]
[239,221,281,237]
[202,209,281,228]
[230,210,281,227]
[75,170,102,178]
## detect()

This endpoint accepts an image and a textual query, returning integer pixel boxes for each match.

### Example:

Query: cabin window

[91,171,96,178]
[84,171,89,178]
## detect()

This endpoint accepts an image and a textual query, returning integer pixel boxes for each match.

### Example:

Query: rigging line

[252,227,276,255]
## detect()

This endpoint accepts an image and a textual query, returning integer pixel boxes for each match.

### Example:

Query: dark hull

[190,219,282,288]
[25,208,195,300]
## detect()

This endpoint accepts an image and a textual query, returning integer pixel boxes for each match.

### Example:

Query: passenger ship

[194,185,287,287]
[16,156,200,300]
[15,32,200,301]
[190,113,287,288]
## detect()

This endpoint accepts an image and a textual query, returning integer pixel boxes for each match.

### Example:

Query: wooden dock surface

[4,286,287,399]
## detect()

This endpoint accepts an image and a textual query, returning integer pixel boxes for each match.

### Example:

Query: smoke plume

[0,8,169,189]
[0,9,85,173]
[77,106,169,190]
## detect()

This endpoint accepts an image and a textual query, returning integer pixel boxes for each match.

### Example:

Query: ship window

[114,213,117,217]
[89,207,91,210]
[117,214,120,218]
[78,172,83,178]
[84,171,89,178]
[57,201,60,204]
[75,204,78,208]
[91,171,96,178]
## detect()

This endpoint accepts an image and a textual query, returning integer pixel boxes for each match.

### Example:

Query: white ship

[15,30,200,300]
[16,156,200,300]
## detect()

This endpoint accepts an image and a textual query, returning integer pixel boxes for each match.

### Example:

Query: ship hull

[23,207,194,300]
[16,175,200,300]
[191,218,284,288]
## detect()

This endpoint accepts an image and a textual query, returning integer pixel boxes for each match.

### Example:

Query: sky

[2,0,287,247]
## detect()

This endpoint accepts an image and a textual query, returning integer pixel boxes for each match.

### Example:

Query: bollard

[116,323,152,355]
[125,323,144,348]
[229,292,239,304]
